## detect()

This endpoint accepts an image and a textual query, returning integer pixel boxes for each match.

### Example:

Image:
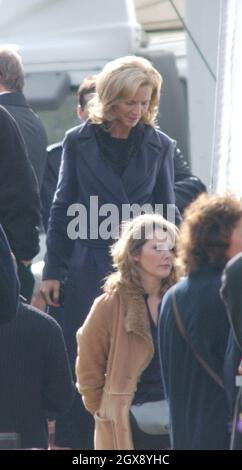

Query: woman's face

[112,85,152,131]
[226,216,242,259]
[134,230,175,283]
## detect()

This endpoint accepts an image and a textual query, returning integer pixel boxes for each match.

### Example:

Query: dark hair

[77,75,96,110]
[177,193,242,274]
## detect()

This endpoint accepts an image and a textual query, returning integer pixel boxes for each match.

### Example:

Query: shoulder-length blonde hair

[104,213,178,297]
[177,193,242,275]
[89,56,162,127]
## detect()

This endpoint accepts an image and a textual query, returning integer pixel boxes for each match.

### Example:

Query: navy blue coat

[0,224,19,324]
[0,223,74,449]
[0,92,48,185]
[44,121,180,365]
[220,254,242,424]
[0,305,75,449]
[40,135,205,233]
[41,142,63,232]
[0,105,40,261]
[43,121,180,447]
[159,265,230,449]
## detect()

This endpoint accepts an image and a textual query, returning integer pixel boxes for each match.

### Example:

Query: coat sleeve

[153,133,181,225]
[0,224,19,323]
[223,329,241,421]
[158,293,172,398]
[0,107,40,261]
[42,318,75,413]
[40,145,62,233]
[76,295,111,415]
[174,148,206,213]
[43,132,78,280]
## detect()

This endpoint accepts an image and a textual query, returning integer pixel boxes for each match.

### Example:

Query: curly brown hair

[177,193,242,274]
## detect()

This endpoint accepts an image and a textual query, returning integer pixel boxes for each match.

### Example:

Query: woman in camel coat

[76,213,178,450]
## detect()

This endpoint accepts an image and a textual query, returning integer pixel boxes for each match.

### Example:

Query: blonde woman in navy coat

[40,55,180,448]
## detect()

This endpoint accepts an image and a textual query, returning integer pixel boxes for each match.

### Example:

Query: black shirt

[94,124,144,176]
[133,296,164,404]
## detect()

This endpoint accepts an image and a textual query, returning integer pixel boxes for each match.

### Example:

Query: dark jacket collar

[0,91,30,108]
[77,120,164,150]
[73,121,166,205]
[189,264,223,278]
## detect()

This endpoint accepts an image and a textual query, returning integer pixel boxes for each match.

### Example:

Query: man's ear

[77,105,89,121]
[76,104,82,120]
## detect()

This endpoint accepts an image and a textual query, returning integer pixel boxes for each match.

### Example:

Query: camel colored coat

[76,288,154,450]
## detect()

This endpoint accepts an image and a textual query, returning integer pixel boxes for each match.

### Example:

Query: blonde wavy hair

[88,56,162,127]
[104,213,178,297]
[177,193,242,275]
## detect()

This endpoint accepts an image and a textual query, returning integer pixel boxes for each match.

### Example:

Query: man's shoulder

[46,142,63,162]
[19,303,62,333]
[65,120,94,142]
[65,122,85,138]
[0,93,48,144]
[0,104,14,126]
[47,142,62,153]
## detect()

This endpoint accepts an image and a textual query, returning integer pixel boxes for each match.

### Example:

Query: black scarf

[94,123,144,176]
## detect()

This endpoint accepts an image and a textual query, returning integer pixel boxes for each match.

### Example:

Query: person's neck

[109,121,131,139]
[141,276,161,299]
[0,85,13,94]
[142,278,162,324]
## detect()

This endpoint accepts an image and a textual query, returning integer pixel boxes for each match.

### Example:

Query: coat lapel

[77,123,130,205]
[0,92,29,109]
[76,123,163,205]
[121,125,163,196]
[120,287,153,352]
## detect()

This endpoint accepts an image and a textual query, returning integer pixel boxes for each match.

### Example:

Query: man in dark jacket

[221,254,242,449]
[0,225,18,324]
[40,75,96,231]
[0,223,75,449]
[0,105,40,301]
[174,147,206,213]
[0,47,48,186]
[221,253,242,351]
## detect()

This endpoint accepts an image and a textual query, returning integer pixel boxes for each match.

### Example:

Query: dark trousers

[130,412,170,450]
[55,389,94,449]
[17,261,35,303]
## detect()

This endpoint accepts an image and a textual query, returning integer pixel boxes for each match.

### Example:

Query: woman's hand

[40,280,61,307]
